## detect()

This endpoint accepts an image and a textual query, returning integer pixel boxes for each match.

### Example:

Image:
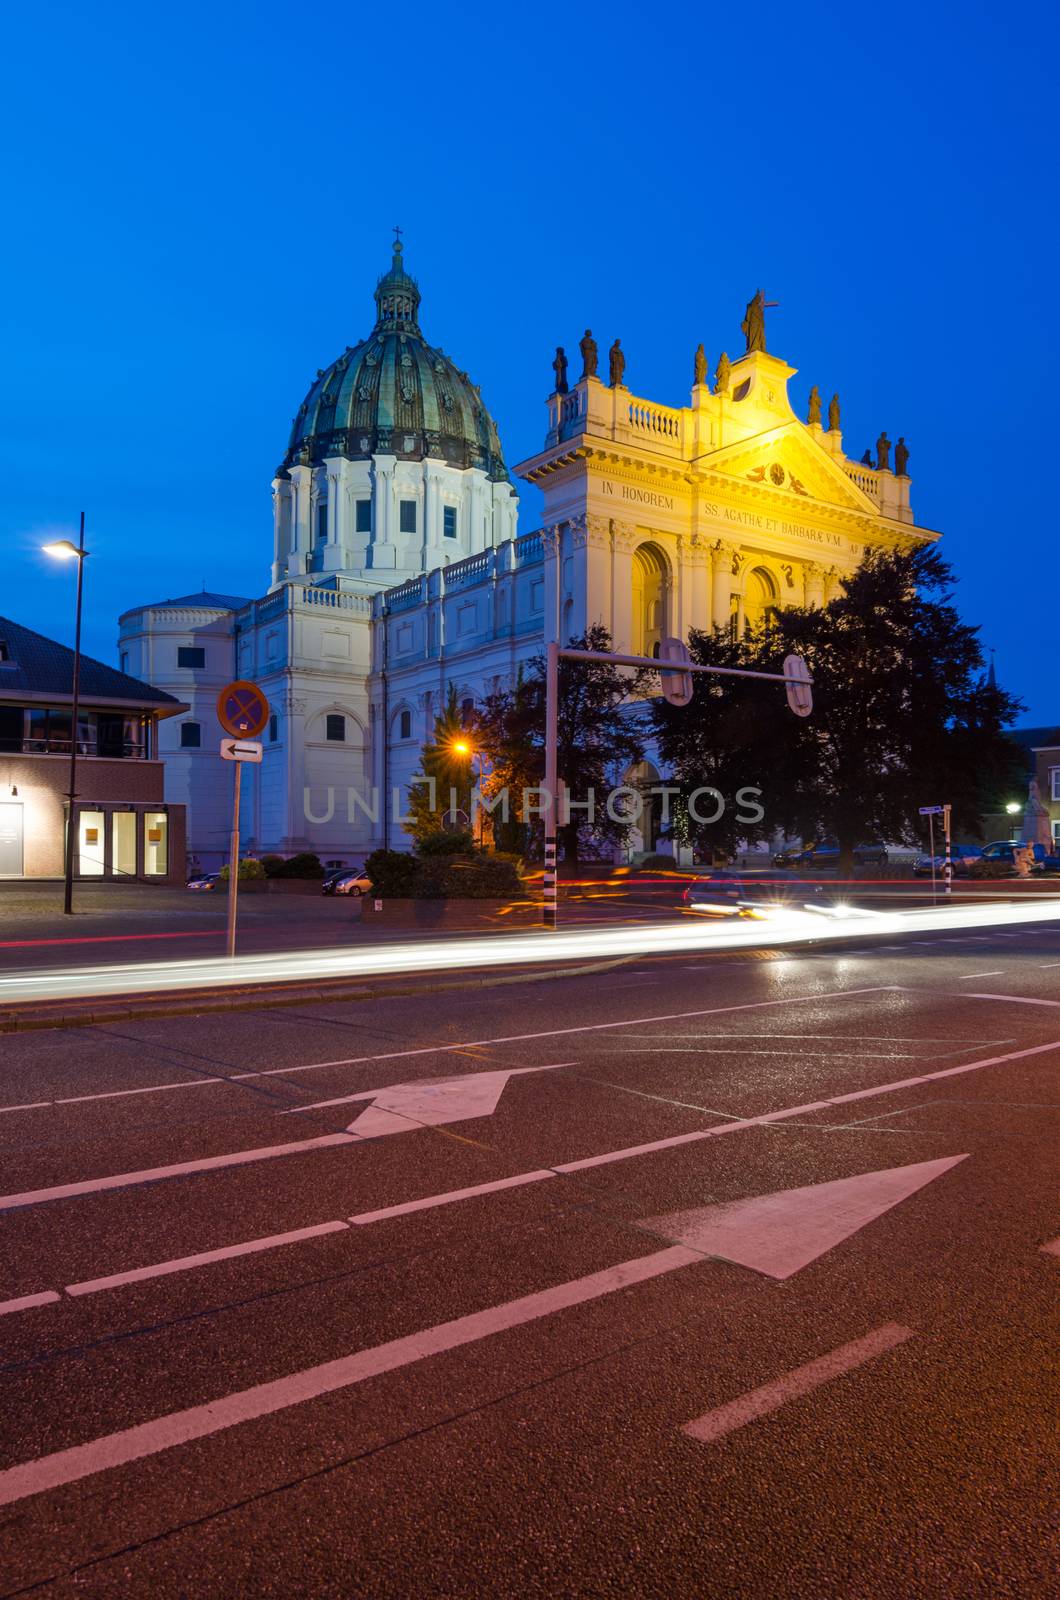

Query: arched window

[631,544,668,658]
[399,709,411,740]
[744,568,779,632]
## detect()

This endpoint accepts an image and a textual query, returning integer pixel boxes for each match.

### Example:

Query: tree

[476,625,652,861]
[403,684,474,846]
[652,545,1024,871]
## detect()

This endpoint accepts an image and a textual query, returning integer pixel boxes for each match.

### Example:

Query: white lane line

[681,1323,914,1445]
[965,994,1060,1008]
[1040,962,1060,969]
[0,1290,61,1318]
[349,1170,557,1226]
[0,1133,358,1213]
[4,1030,1059,1317]
[957,972,1004,980]
[0,986,899,1118]
[65,1221,350,1298]
[0,1244,703,1508]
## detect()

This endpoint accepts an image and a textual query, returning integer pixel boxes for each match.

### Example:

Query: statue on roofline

[693,344,707,386]
[579,329,598,381]
[714,351,732,396]
[552,346,568,395]
[807,386,822,426]
[827,392,841,431]
[894,436,910,476]
[609,339,625,387]
[876,431,891,472]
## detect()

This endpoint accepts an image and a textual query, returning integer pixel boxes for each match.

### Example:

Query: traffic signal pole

[540,641,812,927]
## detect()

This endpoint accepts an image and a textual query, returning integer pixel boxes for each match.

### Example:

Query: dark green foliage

[416,830,475,857]
[653,545,1024,871]
[364,849,419,896]
[967,859,1012,880]
[268,851,325,879]
[476,625,651,861]
[259,854,287,878]
[404,685,474,845]
[364,845,522,900]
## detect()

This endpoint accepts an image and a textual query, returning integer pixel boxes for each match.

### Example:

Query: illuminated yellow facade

[515,345,937,651]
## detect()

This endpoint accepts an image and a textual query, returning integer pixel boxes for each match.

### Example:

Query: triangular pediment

[699,423,878,513]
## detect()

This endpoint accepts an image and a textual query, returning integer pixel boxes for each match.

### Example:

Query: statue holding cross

[740,288,778,354]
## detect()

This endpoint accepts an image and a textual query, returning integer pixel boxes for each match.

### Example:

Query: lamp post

[43,515,88,915]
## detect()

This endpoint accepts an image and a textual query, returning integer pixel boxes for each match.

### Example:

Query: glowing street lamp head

[1005,802,1021,815]
[42,539,83,561]
[451,738,472,757]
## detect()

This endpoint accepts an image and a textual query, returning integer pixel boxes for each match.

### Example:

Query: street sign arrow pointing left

[641,1154,969,1279]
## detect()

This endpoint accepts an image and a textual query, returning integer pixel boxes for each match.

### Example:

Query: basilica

[118,243,936,870]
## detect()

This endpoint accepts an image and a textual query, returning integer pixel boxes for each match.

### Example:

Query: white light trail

[0,897,1058,1008]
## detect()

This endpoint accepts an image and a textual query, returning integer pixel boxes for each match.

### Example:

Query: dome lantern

[373,229,422,334]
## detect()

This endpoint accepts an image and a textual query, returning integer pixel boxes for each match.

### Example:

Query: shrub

[219,857,266,882]
[417,830,475,857]
[967,859,1011,880]
[259,854,287,878]
[270,852,325,879]
[364,848,419,896]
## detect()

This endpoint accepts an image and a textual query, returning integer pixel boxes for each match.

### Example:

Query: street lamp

[43,513,89,915]
[1005,802,1021,815]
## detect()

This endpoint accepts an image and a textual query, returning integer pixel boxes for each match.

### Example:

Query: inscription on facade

[601,480,675,511]
[701,501,852,552]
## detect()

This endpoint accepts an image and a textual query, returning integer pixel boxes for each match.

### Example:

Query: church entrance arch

[631,543,670,658]
[744,566,779,632]
[622,757,663,855]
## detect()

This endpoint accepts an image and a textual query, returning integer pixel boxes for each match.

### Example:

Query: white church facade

[119,249,936,871]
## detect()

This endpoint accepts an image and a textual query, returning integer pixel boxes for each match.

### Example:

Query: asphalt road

[1,923,1059,1596]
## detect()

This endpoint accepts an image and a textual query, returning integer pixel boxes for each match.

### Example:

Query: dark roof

[0,616,180,706]
[1012,725,1060,756]
[281,241,510,484]
[131,590,250,613]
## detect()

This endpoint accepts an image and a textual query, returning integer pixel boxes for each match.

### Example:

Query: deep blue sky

[2,0,1056,721]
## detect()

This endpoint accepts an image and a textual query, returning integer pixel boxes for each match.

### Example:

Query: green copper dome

[281,240,509,482]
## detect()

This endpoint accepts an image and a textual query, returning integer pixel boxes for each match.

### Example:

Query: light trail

[0,897,1058,1008]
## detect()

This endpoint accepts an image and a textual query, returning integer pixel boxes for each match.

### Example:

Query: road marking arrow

[641,1154,970,1279]
[341,1069,555,1139]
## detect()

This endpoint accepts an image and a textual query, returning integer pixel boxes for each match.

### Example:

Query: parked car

[186,872,221,891]
[322,867,372,897]
[913,844,982,878]
[976,840,1060,872]
[772,840,888,869]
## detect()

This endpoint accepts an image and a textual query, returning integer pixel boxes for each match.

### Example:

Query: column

[711,539,735,631]
[371,456,397,570]
[542,524,562,644]
[423,460,444,565]
[610,521,637,652]
[803,560,825,608]
[687,539,711,635]
[286,466,312,578]
[270,476,293,587]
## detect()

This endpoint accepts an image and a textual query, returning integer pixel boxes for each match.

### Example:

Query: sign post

[216,683,270,958]
[919,806,948,904]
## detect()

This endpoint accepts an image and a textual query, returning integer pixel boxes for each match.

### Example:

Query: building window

[399,709,411,739]
[269,713,278,743]
[325,714,345,742]
[177,646,205,669]
[1051,768,1060,802]
[317,502,328,543]
[180,721,201,748]
[119,650,129,673]
[399,500,417,534]
[356,499,372,534]
[443,506,457,539]
[144,812,168,877]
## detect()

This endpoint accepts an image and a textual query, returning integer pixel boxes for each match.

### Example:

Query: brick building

[0,617,187,883]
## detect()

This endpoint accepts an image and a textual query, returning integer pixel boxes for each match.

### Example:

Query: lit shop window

[112,812,137,878]
[144,812,168,876]
[78,811,106,876]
